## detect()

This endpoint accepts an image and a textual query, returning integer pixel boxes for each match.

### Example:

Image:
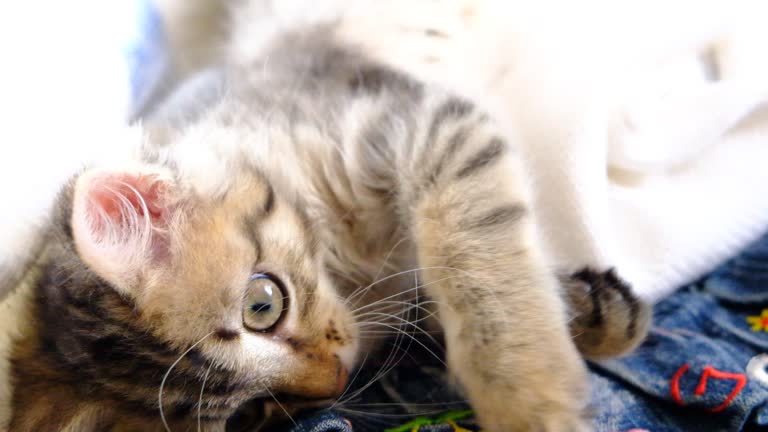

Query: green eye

[243,274,286,332]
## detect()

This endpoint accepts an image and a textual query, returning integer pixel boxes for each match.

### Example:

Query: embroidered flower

[746,309,768,332]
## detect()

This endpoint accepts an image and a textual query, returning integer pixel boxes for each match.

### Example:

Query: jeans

[591,232,768,432]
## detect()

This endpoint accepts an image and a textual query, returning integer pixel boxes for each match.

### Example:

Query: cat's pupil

[251,303,272,313]
[243,275,285,331]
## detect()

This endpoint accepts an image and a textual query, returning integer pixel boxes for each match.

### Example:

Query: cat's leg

[402,105,591,431]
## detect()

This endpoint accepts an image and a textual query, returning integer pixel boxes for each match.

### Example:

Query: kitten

[3,5,650,432]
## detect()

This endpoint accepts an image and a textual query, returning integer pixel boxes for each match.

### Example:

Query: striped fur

[6,6,650,432]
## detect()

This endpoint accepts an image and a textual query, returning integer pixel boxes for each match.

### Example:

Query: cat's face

[68,163,357,413]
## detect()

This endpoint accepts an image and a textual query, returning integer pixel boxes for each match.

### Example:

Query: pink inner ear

[71,170,177,284]
[86,173,170,236]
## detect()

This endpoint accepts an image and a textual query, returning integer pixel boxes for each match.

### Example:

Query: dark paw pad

[571,267,643,339]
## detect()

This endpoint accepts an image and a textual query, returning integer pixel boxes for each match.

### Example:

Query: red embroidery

[670,364,689,406]
[695,366,748,413]
[669,364,748,413]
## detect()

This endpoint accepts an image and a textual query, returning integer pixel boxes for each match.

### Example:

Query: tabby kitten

[3,7,650,432]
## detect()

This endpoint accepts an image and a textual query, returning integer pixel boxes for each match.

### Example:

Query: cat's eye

[243,273,286,332]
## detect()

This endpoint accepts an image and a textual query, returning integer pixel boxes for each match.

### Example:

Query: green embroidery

[383,410,475,432]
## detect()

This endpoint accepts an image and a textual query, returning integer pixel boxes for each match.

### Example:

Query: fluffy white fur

[330,0,768,301]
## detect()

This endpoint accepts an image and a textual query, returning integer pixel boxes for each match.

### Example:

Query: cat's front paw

[467,375,592,432]
[451,341,592,432]
[564,267,651,359]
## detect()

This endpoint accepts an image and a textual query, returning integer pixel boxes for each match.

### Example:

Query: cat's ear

[70,167,180,290]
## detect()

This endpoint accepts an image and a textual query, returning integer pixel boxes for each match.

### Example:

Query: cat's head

[66,162,357,421]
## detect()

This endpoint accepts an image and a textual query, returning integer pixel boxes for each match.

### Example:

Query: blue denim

[590,234,768,432]
[291,412,353,432]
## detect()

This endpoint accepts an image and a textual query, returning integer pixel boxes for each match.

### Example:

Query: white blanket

[334,0,768,301]
[0,1,137,296]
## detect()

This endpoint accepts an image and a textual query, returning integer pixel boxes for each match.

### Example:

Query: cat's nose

[276,353,349,399]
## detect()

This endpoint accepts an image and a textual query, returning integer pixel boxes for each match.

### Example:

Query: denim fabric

[291,412,353,432]
[591,234,768,432]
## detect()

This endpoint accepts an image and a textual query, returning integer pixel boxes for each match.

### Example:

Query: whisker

[197,361,214,432]
[350,274,460,315]
[345,236,408,306]
[335,407,449,418]
[355,313,437,328]
[339,277,430,404]
[356,330,443,335]
[342,400,469,407]
[328,268,365,288]
[340,268,488,413]
[159,331,214,432]
[372,237,408,282]
[347,266,470,309]
[355,312,443,354]
[355,309,439,326]
[262,385,296,427]
[339,309,414,405]
[355,319,411,397]
[354,299,441,318]
[329,350,370,410]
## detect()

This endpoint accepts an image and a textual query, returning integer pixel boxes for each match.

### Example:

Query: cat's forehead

[200,170,316,253]
[171,170,321,316]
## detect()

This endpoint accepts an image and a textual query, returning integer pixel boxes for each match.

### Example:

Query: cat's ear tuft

[71,167,179,289]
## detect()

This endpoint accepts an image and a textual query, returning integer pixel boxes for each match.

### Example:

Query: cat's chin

[226,394,337,431]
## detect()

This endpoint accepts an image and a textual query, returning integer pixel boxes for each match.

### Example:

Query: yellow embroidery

[746,309,768,332]
[446,420,473,432]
